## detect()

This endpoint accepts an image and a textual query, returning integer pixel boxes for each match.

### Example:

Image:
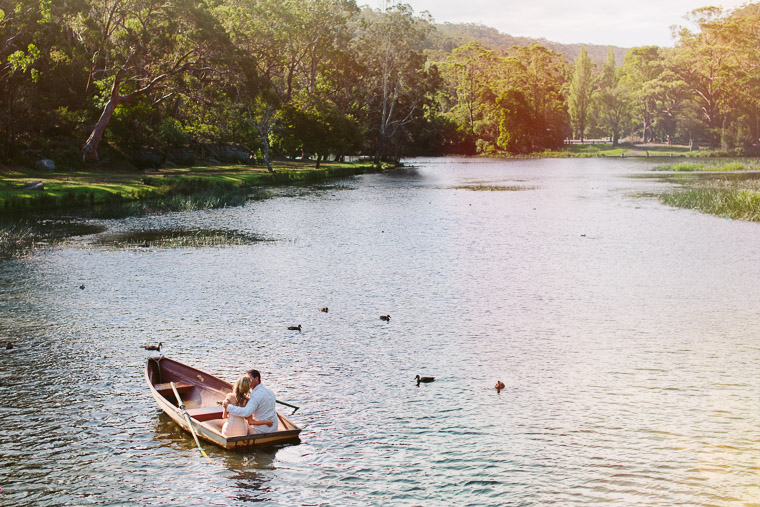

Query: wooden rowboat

[145,356,301,450]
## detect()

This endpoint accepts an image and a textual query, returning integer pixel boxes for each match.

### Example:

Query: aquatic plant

[653,161,759,172]
[0,223,37,259]
[660,179,760,221]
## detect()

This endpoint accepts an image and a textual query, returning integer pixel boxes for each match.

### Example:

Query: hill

[430,22,630,64]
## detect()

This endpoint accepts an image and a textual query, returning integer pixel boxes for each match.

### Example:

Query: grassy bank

[0,160,385,217]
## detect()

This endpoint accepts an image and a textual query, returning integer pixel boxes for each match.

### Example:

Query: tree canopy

[1,0,760,168]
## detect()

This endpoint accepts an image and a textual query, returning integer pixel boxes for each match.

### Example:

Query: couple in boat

[221,369,279,438]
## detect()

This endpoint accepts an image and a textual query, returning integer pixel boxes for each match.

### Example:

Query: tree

[276,96,362,167]
[352,4,436,165]
[669,6,758,148]
[440,42,498,136]
[593,47,631,145]
[67,0,227,161]
[495,88,534,153]
[568,46,593,141]
[510,43,570,150]
[619,46,666,143]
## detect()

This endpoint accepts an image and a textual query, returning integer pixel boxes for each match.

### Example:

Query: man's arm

[225,395,256,418]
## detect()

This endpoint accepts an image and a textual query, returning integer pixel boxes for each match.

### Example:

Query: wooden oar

[171,382,211,462]
[276,399,299,414]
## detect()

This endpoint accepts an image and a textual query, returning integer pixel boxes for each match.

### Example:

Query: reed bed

[453,184,537,191]
[97,229,265,249]
[653,160,760,172]
[660,178,760,221]
[0,223,38,259]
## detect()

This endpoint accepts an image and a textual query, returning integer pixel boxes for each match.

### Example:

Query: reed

[653,161,759,172]
[453,184,536,191]
[99,229,263,249]
[660,179,760,221]
[0,223,37,259]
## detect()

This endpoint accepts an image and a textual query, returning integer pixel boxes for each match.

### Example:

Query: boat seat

[154,382,193,398]
[186,406,224,422]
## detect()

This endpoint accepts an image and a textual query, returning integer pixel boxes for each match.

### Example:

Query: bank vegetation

[2,1,760,170]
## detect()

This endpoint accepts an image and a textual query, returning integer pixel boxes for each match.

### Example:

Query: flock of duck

[138,308,507,392]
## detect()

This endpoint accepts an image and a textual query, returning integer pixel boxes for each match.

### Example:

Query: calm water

[2,157,760,506]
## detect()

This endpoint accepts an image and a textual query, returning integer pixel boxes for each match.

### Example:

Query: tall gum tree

[214,0,358,169]
[670,6,753,147]
[68,0,225,161]
[593,47,631,145]
[440,42,497,136]
[619,46,666,143]
[568,46,593,142]
[353,4,435,165]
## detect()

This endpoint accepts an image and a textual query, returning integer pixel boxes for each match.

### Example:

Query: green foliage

[158,118,190,149]
[4,0,760,162]
[568,46,593,141]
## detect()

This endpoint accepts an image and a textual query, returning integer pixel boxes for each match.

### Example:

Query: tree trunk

[374,135,384,167]
[263,138,273,172]
[82,73,123,161]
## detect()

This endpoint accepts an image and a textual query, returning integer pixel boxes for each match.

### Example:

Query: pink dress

[221,413,249,437]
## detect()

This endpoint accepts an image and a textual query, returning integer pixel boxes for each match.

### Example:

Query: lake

[2,157,760,505]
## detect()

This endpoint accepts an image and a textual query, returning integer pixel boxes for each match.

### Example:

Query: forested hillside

[432,23,629,64]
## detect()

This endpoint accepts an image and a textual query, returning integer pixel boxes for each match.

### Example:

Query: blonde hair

[233,375,251,407]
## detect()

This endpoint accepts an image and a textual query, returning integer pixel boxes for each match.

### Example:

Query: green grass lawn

[0,160,383,215]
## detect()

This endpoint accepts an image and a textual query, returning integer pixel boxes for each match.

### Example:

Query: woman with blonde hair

[221,375,273,437]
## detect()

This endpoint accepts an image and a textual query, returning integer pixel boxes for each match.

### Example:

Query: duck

[318,307,329,313]
[415,375,435,385]
[495,380,505,393]
[288,325,302,331]
[5,342,13,350]
[380,315,391,321]
[143,342,162,351]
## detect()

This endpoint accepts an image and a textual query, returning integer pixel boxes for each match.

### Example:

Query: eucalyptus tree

[440,42,498,136]
[592,47,631,145]
[0,1,45,158]
[509,43,570,150]
[568,46,593,141]
[213,0,358,169]
[352,4,437,165]
[670,6,760,148]
[66,0,228,161]
[619,46,666,143]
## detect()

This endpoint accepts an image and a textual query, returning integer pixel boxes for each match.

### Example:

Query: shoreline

[0,160,389,218]
[0,160,389,258]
